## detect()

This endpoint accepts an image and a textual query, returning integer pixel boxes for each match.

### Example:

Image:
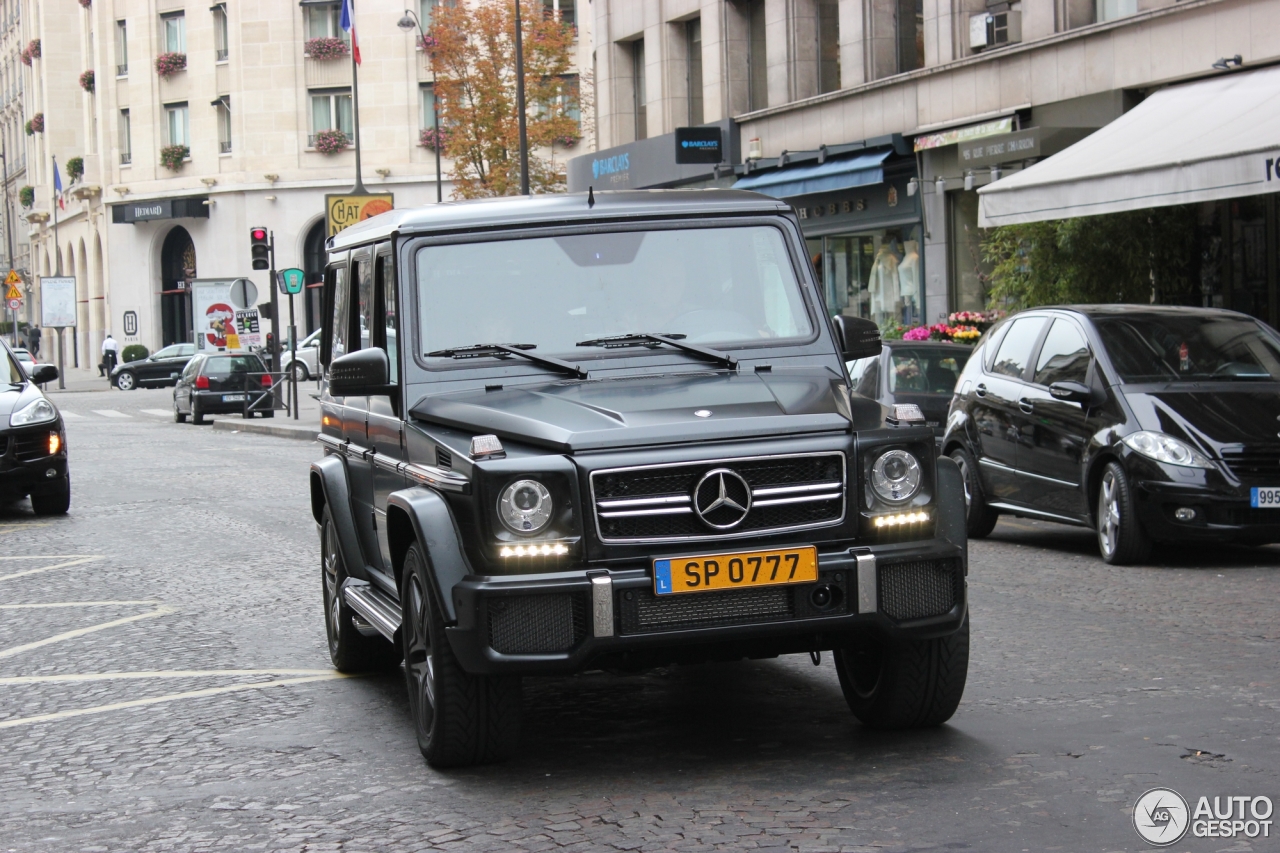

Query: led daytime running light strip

[499,543,570,558]
[873,511,930,528]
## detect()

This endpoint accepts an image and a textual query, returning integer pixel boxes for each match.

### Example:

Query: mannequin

[868,241,900,323]
[898,240,921,325]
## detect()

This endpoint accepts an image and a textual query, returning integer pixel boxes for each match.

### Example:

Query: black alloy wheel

[1096,461,1152,565]
[401,543,521,767]
[320,509,400,672]
[949,447,999,538]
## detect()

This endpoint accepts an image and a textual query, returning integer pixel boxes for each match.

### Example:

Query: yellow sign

[5,271,20,300]
[325,194,395,238]
[5,269,21,286]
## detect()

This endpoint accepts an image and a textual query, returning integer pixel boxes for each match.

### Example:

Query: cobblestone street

[2,388,1278,852]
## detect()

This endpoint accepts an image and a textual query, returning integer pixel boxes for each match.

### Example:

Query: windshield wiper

[575,332,737,369]
[426,343,587,379]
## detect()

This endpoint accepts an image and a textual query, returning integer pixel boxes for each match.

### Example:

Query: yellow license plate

[653,546,818,595]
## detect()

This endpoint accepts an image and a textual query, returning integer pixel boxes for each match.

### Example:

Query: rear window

[889,348,972,394]
[203,355,265,375]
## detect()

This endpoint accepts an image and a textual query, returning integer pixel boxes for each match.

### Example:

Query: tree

[430,0,584,198]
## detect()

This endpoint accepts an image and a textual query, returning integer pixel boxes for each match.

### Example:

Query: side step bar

[342,580,402,642]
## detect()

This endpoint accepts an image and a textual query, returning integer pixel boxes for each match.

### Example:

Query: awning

[979,65,1280,227]
[734,149,892,198]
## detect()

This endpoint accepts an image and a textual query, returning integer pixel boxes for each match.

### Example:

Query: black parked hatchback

[943,305,1280,563]
[848,340,973,446]
[0,339,68,514]
[173,353,275,424]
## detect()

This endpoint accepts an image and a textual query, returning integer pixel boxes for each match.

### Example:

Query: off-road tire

[31,474,71,516]
[320,508,401,673]
[1096,461,1151,565]
[834,616,969,729]
[401,543,521,767]
[950,447,999,538]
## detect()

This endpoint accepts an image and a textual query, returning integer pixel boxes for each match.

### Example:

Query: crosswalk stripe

[140,409,173,417]
[91,410,131,418]
[59,411,84,419]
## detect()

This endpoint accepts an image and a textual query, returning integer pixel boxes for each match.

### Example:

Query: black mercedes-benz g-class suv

[310,190,970,767]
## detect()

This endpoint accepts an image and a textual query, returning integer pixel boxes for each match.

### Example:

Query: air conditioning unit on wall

[970,9,1022,51]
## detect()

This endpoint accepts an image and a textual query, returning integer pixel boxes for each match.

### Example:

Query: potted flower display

[418,34,438,51]
[18,186,34,209]
[159,144,189,171]
[313,129,350,154]
[20,39,39,66]
[305,37,350,61]
[155,52,187,78]
[419,127,449,151]
[25,114,43,135]
[79,70,95,93]
[65,157,85,183]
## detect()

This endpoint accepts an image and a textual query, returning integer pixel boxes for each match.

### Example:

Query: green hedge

[121,344,149,363]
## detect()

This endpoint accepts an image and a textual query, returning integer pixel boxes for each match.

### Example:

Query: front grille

[12,432,48,462]
[879,558,960,621]
[592,452,846,543]
[1220,446,1280,482]
[487,593,586,655]
[620,585,795,634]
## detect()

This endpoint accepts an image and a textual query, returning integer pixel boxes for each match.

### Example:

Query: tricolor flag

[52,157,65,210]
[340,0,361,65]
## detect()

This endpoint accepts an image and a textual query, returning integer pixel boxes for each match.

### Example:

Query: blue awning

[734,149,892,198]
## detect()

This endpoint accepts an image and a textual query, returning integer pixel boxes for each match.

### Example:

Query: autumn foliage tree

[429,0,582,197]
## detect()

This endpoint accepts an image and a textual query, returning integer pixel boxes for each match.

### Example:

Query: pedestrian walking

[100,333,119,378]
[27,325,40,357]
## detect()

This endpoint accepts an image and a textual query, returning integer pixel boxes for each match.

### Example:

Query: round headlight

[497,479,553,534]
[871,450,921,504]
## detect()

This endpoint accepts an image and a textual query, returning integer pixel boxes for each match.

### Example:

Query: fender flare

[309,454,370,583]
[934,455,968,575]
[387,486,473,625]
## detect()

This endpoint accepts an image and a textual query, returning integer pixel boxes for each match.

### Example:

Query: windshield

[888,347,971,394]
[1095,313,1280,382]
[415,226,813,360]
[1,349,20,384]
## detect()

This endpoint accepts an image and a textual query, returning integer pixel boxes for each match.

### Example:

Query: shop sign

[122,310,138,338]
[325,194,395,238]
[39,277,76,327]
[591,152,632,185]
[675,127,723,164]
[959,128,1041,167]
[913,117,1014,152]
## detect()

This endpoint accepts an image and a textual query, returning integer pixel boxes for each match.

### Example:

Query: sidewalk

[211,389,320,441]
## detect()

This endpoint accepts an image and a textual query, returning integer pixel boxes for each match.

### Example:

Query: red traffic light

[251,229,267,241]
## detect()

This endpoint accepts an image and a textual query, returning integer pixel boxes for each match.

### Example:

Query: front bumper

[1135,479,1280,544]
[0,426,67,498]
[445,538,966,676]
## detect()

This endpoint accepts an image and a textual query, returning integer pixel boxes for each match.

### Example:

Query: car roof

[1023,304,1255,321]
[328,189,792,251]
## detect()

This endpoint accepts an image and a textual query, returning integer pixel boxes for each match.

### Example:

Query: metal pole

[514,0,529,195]
[350,1,367,195]
[268,231,280,380]
[56,327,64,390]
[434,99,442,203]
[0,138,13,346]
[289,291,298,420]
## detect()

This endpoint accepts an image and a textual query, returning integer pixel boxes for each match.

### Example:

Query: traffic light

[250,227,270,270]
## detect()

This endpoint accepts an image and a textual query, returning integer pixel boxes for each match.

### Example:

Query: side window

[182,356,202,380]
[352,256,374,351]
[990,317,1045,379]
[374,253,398,384]
[179,345,195,357]
[854,358,880,399]
[330,264,350,362]
[1034,319,1091,386]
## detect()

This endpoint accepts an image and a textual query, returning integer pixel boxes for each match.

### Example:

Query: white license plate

[221,394,246,402]
[1250,487,1280,508]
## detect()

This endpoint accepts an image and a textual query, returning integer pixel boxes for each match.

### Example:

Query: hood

[0,383,46,420]
[1125,384,1280,452]
[410,368,875,452]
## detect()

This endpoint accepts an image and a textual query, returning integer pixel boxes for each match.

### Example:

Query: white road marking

[91,409,131,418]
[140,409,173,417]
[0,675,344,729]
[0,607,172,660]
[59,411,85,419]
[0,669,334,684]
[0,556,104,582]
[0,600,160,609]
[0,555,101,559]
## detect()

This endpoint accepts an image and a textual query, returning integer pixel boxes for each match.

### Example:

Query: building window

[115,20,128,76]
[542,0,575,28]
[310,89,353,146]
[419,0,439,27]
[164,102,189,147]
[161,11,186,54]
[817,0,840,93]
[632,38,646,141]
[215,97,231,153]
[686,18,703,126]
[1096,0,1137,21]
[306,5,347,40]
[213,5,229,61]
[896,0,923,73]
[119,109,131,165]
[419,83,436,129]
[747,0,767,111]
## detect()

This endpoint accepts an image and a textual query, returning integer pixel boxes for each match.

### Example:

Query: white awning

[978,66,1280,227]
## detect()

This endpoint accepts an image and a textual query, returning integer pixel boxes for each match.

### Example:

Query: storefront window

[950,191,990,314]
[809,227,923,327]
[1228,197,1268,322]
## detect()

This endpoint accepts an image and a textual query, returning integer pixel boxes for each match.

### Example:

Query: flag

[52,158,65,210]
[340,0,361,65]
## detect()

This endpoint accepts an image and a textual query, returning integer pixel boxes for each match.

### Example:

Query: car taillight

[261,374,273,387]
[195,375,209,389]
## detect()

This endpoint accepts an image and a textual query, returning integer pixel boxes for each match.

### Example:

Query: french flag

[340,0,361,65]
[53,158,65,210]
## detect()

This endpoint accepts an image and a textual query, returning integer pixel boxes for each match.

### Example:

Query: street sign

[325,193,394,237]
[279,268,305,295]
[5,271,21,301]
[40,277,76,327]
[7,298,21,311]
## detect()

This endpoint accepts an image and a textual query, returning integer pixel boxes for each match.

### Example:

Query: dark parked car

[848,340,973,445]
[172,352,275,424]
[0,340,68,514]
[112,343,196,390]
[943,305,1280,563]
[310,189,971,768]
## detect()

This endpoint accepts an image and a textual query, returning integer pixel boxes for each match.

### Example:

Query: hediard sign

[129,200,171,221]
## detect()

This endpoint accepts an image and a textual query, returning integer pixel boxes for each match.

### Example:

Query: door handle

[1018,397,1034,414]
[975,383,987,397]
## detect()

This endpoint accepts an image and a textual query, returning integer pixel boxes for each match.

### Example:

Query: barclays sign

[565,118,739,193]
[591,152,631,182]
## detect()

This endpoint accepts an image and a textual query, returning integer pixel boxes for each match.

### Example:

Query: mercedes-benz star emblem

[693,468,752,529]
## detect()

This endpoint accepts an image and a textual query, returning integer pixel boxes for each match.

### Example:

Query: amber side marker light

[48,432,61,455]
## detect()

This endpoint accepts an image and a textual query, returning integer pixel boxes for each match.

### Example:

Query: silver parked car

[279,328,320,381]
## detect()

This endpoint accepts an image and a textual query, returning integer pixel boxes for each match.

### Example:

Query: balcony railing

[120,152,131,166]
[216,49,228,61]
[219,141,231,154]
[117,64,128,77]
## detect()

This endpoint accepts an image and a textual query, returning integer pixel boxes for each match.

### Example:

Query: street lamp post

[0,136,15,345]
[397,9,442,204]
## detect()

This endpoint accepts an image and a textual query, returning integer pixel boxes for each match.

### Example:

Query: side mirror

[328,347,389,396]
[31,364,58,385]
[1049,380,1096,405]
[831,315,882,360]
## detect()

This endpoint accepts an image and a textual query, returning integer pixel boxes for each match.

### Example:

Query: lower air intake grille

[11,432,48,462]
[620,586,794,634]
[487,594,586,654]
[879,558,959,621]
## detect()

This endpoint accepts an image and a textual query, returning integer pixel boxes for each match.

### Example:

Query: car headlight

[870,449,922,503]
[1121,430,1213,468]
[10,398,56,427]
[497,479,554,534]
